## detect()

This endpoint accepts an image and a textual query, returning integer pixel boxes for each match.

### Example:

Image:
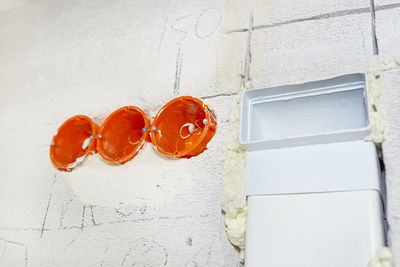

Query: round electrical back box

[50,115,97,171]
[150,96,216,158]
[97,106,150,164]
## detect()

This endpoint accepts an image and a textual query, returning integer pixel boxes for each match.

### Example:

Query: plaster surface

[1,0,400,266]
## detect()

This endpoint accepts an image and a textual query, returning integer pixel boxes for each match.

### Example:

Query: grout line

[370,0,379,55]
[225,7,372,33]
[376,2,400,11]
[225,3,400,34]
[252,7,370,29]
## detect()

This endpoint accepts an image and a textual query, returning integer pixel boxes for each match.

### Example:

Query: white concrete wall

[0,0,245,266]
[1,0,400,266]
[382,69,400,263]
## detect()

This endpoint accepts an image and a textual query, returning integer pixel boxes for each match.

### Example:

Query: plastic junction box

[240,73,385,267]
[240,73,370,150]
[49,115,97,171]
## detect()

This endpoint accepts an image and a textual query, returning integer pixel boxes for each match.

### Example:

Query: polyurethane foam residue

[366,56,400,266]
[368,247,397,267]
[366,56,400,143]
[221,84,251,262]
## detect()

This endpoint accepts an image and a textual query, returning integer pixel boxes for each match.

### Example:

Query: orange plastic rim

[97,106,150,164]
[150,96,216,158]
[50,115,97,171]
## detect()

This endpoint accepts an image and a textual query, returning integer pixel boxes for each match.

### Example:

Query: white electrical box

[240,73,385,267]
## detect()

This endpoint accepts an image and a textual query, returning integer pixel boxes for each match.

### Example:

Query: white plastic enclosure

[240,73,370,150]
[245,191,385,267]
[241,73,385,267]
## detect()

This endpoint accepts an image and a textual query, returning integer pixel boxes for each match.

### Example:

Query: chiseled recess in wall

[220,87,249,262]
[217,2,256,262]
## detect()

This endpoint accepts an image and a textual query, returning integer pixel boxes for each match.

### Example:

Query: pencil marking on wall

[174,47,184,96]
[0,227,48,232]
[140,205,147,215]
[120,239,168,266]
[120,249,129,266]
[81,205,86,231]
[158,16,168,53]
[115,205,138,217]
[243,11,253,85]
[0,237,28,267]
[59,199,73,229]
[40,190,52,237]
[66,238,76,248]
[171,15,192,45]
[0,243,7,262]
[90,206,96,226]
[195,8,222,39]
[40,174,57,238]
[24,246,28,267]
[99,243,109,266]
[358,24,368,56]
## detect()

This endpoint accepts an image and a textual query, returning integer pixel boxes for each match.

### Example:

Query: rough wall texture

[0,0,400,266]
[382,69,400,263]
[0,0,244,266]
